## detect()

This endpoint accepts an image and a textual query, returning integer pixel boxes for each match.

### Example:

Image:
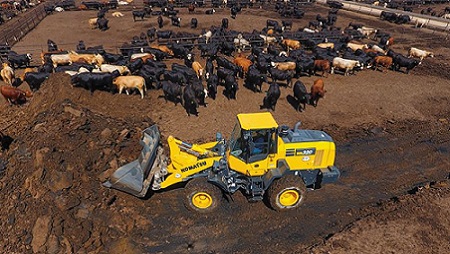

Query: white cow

[408,47,434,62]
[331,57,361,76]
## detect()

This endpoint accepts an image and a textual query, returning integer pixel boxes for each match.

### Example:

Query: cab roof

[237,112,279,130]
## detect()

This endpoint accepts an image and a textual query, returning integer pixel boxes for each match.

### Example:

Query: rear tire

[267,175,306,211]
[184,178,223,213]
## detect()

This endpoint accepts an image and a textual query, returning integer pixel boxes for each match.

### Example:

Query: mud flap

[103,125,167,197]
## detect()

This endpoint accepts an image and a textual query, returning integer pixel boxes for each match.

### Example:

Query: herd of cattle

[0,3,436,116]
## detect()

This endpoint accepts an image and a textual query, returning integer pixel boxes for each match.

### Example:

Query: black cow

[171,16,181,27]
[222,18,229,29]
[156,30,172,39]
[392,54,420,74]
[183,84,198,116]
[230,6,240,19]
[8,53,32,68]
[380,11,398,22]
[77,40,86,51]
[47,39,58,51]
[217,66,235,84]
[147,28,156,40]
[184,53,194,68]
[103,52,124,64]
[191,79,207,106]
[172,63,197,81]
[97,18,109,31]
[282,20,292,30]
[216,57,240,76]
[224,74,238,100]
[22,72,50,91]
[71,71,120,94]
[157,15,164,28]
[293,80,310,112]
[205,9,216,15]
[266,19,279,29]
[205,58,214,78]
[261,82,280,111]
[38,62,54,73]
[191,18,198,28]
[395,15,411,25]
[97,8,108,18]
[160,80,182,105]
[245,66,267,93]
[169,43,189,58]
[163,70,187,85]
[132,10,146,21]
[269,68,294,87]
[207,73,218,99]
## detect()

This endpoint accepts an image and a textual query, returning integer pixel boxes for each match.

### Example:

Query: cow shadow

[286,95,300,111]
[157,95,182,106]
[0,133,13,150]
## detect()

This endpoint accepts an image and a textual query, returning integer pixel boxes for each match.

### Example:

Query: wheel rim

[192,192,213,209]
[279,189,300,207]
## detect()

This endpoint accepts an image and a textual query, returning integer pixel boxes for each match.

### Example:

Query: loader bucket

[103,125,166,197]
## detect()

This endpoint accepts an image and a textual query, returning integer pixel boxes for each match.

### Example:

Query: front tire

[184,178,223,213]
[267,175,306,211]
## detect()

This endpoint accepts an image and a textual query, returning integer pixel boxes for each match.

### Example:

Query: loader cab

[228,113,279,176]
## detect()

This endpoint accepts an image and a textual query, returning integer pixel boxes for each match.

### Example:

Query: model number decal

[286,148,316,157]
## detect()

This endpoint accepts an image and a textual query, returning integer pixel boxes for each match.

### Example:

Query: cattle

[21,72,50,91]
[188,4,195,13]
[172,63,197,81]
[233,34,250,52]
[100,64,130,75]
[230,5,241,19]
[112,76,146,99]
[191,18,198,28]
[48,39,58,52]
[199,30,213,44]
[192,61,204,79]
[234,56,253,78]
[157,15,164,28]
[150,45,173,57]
[310,79,326,107]
[392,54,420,74]
[171,16,181,27]
[261,82,280,111]
[357,26,378,38]
[169,43,189,59]
[331,57,361,76]
[313,59,330,77]
[77,40,86,51]
[130,52,156,62]
[370,44,386,55]
[372,56,393,72]
[1,63,15,86]
[222,18,229,29]
[205,58,214,78]
[132,10,146,21]
[269,68,294,87]
[316,42,334,50]
[157,30,173,40]
[69,51,104,66]
[88,17,98,28]
[224,74,238,100]
[205,9,216,15]
[347,42,368,52]
[281,39,301,51]
[206,73,218,99]
[216,57,241,76]
[112,11,124,17]
[408,47,434,62]
[191,79,207,106]
[282,20,293,30]
[7,53,32,68]
[163,70,187,85]
[271,61,296,72]
[183,84,199,116]
[97,17,109,31]
[0,85,33,105]
[245,65,267,93]
[71,71,120,94]
[293,80,310,112]
[259,34,278,45]
[266,19,279,29]
[160,80,182,105]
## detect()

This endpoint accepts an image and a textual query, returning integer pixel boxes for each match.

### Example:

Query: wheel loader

[103,112,340,212]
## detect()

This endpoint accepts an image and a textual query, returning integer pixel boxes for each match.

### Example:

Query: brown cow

[192,61,204,79]
[313,60,330,77]
[373,56,393,72]
[0,86,33,105]
[281,39,301,51]
[310,79,326,107]
[234,56,253,78]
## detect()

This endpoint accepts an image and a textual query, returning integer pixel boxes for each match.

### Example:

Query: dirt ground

[0,3,450,254]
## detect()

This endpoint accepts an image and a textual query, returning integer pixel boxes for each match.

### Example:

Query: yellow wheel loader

[103,112,340,212]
